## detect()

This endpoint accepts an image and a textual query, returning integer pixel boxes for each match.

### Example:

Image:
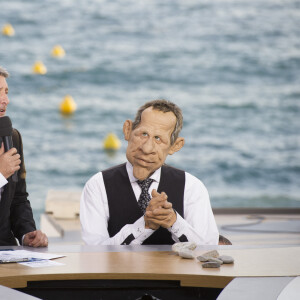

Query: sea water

[0,0,299,224]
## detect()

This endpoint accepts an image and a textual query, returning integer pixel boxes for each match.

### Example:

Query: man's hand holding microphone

[0,144,20,179]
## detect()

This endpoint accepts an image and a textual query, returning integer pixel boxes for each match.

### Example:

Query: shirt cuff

[167,212,187,242]
[0,173,8,189]
[21,234,26,246]
[130,216,155,245]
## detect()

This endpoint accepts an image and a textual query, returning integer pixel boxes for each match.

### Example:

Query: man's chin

[132,166,153,180]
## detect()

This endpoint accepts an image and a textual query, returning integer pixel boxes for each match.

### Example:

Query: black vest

[102,163,185,245]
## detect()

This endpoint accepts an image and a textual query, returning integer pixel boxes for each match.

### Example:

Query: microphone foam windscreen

[0,116,13,136]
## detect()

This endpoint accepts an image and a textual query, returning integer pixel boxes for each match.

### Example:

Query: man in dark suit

[0,66,48,247]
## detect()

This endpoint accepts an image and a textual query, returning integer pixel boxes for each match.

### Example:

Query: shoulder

[12,128,23,151]
[161,164,185,180]
[102,163,127,180]
[85,172,103,189]
[12,128,22,140]
[184,171,209,195]
[82,172,105,199]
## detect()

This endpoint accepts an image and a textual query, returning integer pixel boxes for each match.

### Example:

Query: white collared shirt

[80,162,219,245]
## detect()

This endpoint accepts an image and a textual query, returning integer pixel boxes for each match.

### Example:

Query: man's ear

[168,137,185,155]
[123,120,133,141]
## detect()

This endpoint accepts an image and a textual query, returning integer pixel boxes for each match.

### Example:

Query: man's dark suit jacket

[0,129,36,246]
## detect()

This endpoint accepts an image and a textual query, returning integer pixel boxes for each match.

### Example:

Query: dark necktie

[137,178,154,214]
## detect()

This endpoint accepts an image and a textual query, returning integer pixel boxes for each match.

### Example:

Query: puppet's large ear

[168,137,185,155]
[123,120,133,141]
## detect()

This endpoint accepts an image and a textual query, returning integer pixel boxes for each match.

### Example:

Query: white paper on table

[18,259,65,268]
[0,249,65,262]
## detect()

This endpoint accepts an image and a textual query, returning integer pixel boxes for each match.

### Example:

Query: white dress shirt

[80,162,219,245]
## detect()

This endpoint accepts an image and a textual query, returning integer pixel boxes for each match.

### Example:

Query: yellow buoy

[32,61,47,75]
[2,23,15,36]
[60,95,77,115]
[103,133,121,150]
[51,45,65,58]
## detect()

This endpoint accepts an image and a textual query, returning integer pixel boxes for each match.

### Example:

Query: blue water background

[1,0,300,226]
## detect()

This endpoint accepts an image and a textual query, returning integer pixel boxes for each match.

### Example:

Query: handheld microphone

[0,116,18,182]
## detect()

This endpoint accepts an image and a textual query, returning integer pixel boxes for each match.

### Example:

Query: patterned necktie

[137,178,154,214]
